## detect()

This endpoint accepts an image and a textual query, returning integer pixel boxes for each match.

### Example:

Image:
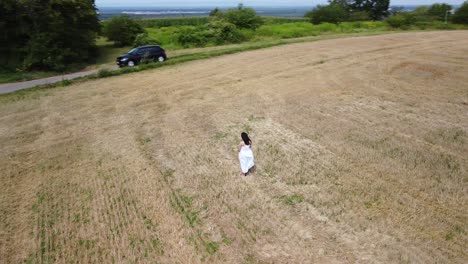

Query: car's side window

[137,48,147,55]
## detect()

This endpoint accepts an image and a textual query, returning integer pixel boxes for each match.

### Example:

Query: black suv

[116,45,167,67]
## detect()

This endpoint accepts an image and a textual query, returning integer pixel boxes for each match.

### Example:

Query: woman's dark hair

[241,132,251,145]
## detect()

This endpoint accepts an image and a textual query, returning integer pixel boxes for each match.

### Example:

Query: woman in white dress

[238,132,255,176]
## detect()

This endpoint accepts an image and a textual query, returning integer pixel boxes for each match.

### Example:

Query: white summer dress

[239,144,255,174]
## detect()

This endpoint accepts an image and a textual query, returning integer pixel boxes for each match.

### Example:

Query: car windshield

[128,48,138,54]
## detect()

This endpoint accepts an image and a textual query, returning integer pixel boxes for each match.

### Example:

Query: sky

[96,0,465,7]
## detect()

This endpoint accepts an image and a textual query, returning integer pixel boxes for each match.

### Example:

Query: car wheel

[157,56,165,62]
[128,60,135,67]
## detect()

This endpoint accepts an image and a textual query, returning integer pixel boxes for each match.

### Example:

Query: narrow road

[0,66,118,94]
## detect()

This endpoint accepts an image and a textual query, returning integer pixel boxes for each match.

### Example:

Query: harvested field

[1,31,467,263]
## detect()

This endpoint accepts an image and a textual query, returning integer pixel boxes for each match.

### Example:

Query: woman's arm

[238,141,244,152]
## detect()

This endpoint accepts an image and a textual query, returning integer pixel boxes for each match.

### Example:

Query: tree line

[305,0,468,25]
[1,0,100,72]
[1,1,467,72]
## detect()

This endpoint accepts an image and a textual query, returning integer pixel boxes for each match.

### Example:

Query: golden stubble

[1,31,467,263]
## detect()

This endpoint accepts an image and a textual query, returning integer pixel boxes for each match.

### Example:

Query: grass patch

[60,79,73,86]
[248,114,265,122]
[78,239,96,250]
[151,238,164,255]
[170,189,200,227]
[424,127,466,145]
[161,168,175,183]
[140,136,152,145]
[364,196,381,209]
[244,254,257,264]
[204,241,219,255]
[282,194,304,206]
[221,232,233,245]
[97,68,113,78]
[215,131,227,141]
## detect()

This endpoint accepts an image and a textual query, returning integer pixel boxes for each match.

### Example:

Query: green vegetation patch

[137,17,210,27]
[204,241,220,254]
[170,189,200,227]
[282,194,304,206]
[215,131,228,141]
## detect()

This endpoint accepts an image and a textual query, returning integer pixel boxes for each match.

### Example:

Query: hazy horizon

[96,0,465,7]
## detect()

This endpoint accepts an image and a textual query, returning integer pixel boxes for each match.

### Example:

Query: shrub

[225,4,263,30]
[176,26,211,48]
[60,79,72,86]
[386,13,416,28]
[239,28,255,40]
[413,21,432,29]
[427,3,452,21]
[452,1,468,24]
[209,20,247,44]
[102,15,144,47]
[409,6,432,22]
[385,15,406,28]
[348,11,371,21]
[133,32,160,47]
[145,27,180,49]
[431,21,457,29]
[97,68,113,78]
[307,4,349,25]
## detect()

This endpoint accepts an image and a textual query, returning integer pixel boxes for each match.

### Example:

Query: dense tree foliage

[385,13,416,28]
[174,5,260,47]
[345,0,390,20]
[348,11,371,21]
[0,1,28,69]
[102,15,144,47]
[427,3,453,21]
[224,4,264,30]
[409,6,432,21]
[306,0,389,24]
[305,4,349,24]
[209,20,247,44]
[1,0,100,71]
[133,32,160,47]
[209,7,223,17]
[452,1,468,24]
